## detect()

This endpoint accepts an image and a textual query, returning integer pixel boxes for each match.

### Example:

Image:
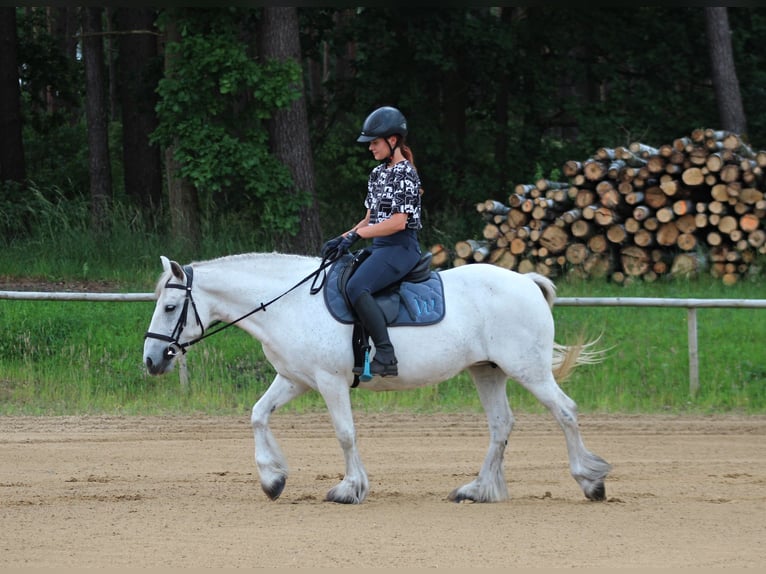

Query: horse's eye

[165,304,176,312]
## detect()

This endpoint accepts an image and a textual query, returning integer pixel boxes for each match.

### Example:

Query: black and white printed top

[364,160,422,231]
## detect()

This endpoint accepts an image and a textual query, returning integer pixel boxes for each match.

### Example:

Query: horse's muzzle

[145,352,174,375]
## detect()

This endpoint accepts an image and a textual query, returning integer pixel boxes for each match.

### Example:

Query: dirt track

[1,412,764,568]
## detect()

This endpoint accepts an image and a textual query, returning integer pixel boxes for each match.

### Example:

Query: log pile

[433,129,766,285]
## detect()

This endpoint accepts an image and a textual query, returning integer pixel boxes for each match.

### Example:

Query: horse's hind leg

[448,365,512,503]
[251,374,310,501]
[518,372,611,501]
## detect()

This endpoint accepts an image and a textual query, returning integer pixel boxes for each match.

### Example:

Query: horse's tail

[525,272,607,383]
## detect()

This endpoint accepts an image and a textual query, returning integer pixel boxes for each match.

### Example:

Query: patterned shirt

[364,160,422,230]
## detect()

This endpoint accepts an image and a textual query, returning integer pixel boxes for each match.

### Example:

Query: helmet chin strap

[386,137,400,164]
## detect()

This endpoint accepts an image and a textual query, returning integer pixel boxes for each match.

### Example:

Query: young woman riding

[322,106,423,378]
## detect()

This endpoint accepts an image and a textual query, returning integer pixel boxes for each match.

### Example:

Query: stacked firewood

[430,129,766,284]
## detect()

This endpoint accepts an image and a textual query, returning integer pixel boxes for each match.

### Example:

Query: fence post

[687,307,699,396]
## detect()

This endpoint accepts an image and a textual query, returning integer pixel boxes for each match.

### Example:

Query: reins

[144,254,339,359]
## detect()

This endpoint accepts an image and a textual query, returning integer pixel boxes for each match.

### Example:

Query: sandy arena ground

[1,411,764,568]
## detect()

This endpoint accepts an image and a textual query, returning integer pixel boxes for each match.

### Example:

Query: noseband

[144,265,204,360]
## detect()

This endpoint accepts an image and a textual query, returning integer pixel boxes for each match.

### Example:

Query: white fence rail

[2,290,765,395]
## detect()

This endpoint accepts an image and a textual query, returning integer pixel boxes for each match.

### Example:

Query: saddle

[323,249,446,387]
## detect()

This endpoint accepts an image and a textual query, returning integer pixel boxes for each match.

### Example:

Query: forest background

[0,6,763,276]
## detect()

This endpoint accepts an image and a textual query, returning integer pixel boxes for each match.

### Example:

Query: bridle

[144,255,339,361]
[144,265,206,360]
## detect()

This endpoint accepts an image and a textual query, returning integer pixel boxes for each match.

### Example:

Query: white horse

[143,252,611,504]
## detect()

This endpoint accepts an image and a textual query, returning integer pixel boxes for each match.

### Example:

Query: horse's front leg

[251,373,310,500]
[316,374,369,504]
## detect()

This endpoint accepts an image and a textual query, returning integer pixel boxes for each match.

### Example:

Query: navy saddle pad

[323,252,446,327]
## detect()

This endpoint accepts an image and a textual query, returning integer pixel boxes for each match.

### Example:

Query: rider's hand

[337,231,361,255]
[321,236,343,259]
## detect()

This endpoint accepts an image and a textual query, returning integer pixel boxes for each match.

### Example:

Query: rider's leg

[351,290,398,376]
[346,248,417,378]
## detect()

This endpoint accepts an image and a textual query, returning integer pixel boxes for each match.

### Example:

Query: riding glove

[321,236,343,259]
[337,231,361,255]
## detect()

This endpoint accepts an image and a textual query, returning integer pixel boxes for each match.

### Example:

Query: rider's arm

[355,212,408,239]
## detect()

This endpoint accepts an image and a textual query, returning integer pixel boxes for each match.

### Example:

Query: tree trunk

[83,7,112,233]
[705,7,747,136]
[259,7,322,254]
[114,7,163,222]
[0,7,26,185]
[162,14,200,252]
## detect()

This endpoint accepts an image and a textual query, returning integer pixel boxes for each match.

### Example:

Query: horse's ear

[160,255,185,281]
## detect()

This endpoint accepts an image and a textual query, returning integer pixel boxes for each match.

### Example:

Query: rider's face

[368,137,394,161]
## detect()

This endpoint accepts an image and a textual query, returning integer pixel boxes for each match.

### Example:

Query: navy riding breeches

[345,232,421,306]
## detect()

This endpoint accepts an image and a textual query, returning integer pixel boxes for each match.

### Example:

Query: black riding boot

[352,291,398,377]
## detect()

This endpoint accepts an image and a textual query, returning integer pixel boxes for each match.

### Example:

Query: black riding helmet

[356,106,408,143]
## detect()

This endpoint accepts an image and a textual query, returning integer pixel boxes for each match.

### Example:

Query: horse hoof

[263,475,286,500]
[585,482,606,501]
[447,488,475,503]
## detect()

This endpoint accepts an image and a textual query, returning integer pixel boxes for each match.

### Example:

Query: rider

[322,106,423,378]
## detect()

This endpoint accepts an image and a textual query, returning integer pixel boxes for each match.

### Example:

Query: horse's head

[143,256,207,375]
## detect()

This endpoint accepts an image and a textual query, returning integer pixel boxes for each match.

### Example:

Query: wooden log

[740,187,764,205]
[574,189,596,208]
[656,221,680,246]
[625,191,645,206]
[644,186,667,208]
[719,163,740,183]
[559,208,582,224]
[482,222,501,240]
[718,215,739,235]
[570,219,593,239]
[594,206,619,227]
[629,142,660,157]
[656,206,675,223]
[483,199,511,215]
[646,155,666,174]
[621,245,650,276]
[710,183,729,202]
[583,159,607,181]
[517,259,536,274]
[429,244,449,267]
[632,205,653,221]
[672,199,694,217]
[606,224,628,244]
[633,228,655,247]
[539,225,569,254]
[455,239,488,260]
[748,229,765,248]
[739,213,760,233]
[676,214,697,234]
[583,252,612,277]
[509,237,527,255]
[624,217,642,234]
[671,253,699,278]
[507,208,527,228]
[681,167,705,186]
[565,242,589,265]
[643,217,659,231]
[677,232,697,251]
[660,177,684,198]
[596,180,621,209]
[562,160,582,177]
[587,234,608,254]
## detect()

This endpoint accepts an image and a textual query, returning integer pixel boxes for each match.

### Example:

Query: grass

[1,270,764,416]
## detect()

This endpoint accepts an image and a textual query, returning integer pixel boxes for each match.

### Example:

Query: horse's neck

[194,253,320,319]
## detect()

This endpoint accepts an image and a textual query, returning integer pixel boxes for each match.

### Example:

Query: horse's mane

[191,251,315,268]
[154,252,319,296]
